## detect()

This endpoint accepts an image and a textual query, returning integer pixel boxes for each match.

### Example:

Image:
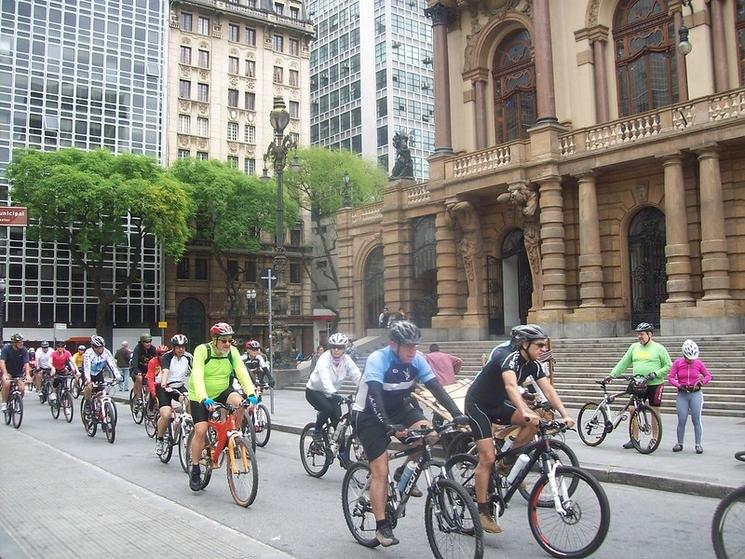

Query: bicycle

[38,368,52,404]
[129,383,148,424]
[250,383,272,448]
[3,377,25,429]
[577,375,663,454]
[711,484,745,559]
[143,391,160,438]
[70,373,82,399]
[80,380,117,444]
[186,401,259,507]
[342,419,483,558]
[300,394,365,478]
[445,420,610,559]
[49,373,75,423]
[154,387,193,468]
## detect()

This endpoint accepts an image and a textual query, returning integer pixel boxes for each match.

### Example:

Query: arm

[452,355,463,376]
[423,378,462,419]
[315,354,338,396]
[232,347,257,400]
[191,345,209,402]
[146,358,158,396]
[0,355,7,378]
[655,345,673,380]
[503,370,536,421]
[667,360,682,388]
[697,361,712,385]
[365,381,391,426]
[609,345,635,378]
[82,351,93,383]
[535,376,574,426]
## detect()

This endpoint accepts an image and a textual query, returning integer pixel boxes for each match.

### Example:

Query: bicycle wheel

[444,453,477,498]
[577,403,609,447]
[527,466,610,559]
[712,485,745,559]
[71,378,81,399]
[10,393,23,429]
[40,380,49,404]
[425,477,483,559]
[444,430,475,458]
[81,400,97,437]
[226,436,259,507]
[144,397,158,438]
[341,461,379,548]
[253,403,271,447]
[629,404,662,454]
[50,391,61,419]
[300,423,332,478]
[160,422,174,464]
[130,389,144,424]
[62,392,74,423]
[519,440,580,506]
[185,430,212,489]
[179,419,193,473]
[735,451,745,463]
[103,402,116,444]
[3,398,10,425]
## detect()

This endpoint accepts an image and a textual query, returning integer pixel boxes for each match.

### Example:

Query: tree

[6,148,191,334]
[169,158,299,331]
[283,148,386,319]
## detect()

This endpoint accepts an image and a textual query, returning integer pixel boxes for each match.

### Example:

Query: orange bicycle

[186,401,258,507]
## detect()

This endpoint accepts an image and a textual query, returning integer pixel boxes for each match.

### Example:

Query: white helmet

[682,339,699,360]
[328,333,349,348]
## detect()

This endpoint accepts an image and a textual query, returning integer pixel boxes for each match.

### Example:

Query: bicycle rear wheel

[300,423,332,478]
[50,391,61,419]
[185,430,212,489]
[712,485,745,559]
[62,391,74,423]
[179,418,193,473]
[341,461,379,548]
[577,403,609,447]
[629,404,662,454]
[160,423,174,463]
[144,397,158,438]
[425,477,483,559]
[3,399,10,425]
[226,437,259,507]
[130,389,144,424]
[444,453,477,498]
[10,393,23,429]
[253,403,271,447]
[71,378,81,399]
[81,399,97,437]
[103,402,116,443]
[519,440,580,506]
[527,466,610,559]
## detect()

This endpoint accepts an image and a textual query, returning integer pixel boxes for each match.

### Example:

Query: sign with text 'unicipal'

[0,207,28,226]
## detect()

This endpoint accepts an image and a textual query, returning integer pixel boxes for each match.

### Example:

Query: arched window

[363,246,384,329]
[614,0,678,117]
[492,29,536,143]
[736,0,745,83]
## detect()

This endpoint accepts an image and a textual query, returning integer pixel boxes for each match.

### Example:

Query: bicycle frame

[206,404,249,474]
[590,380,647,433]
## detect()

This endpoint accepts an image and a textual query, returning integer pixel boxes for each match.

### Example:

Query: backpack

[201,343,236,374]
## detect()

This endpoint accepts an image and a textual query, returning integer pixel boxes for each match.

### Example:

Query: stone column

[662,154,694,303]
[473,75,488,150]
[697,147,731,300]
[710,0,729,92]
[427,3,453,153]
[590,31,609,123]
[533,0,557,123]
[433,208,460,323]
[538,177,567,309]
[673,8,689,101]
[577,173,604,307]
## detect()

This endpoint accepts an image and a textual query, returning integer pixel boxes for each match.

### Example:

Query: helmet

[210,322,234,337]
[170,334,189,346]
[90,335,105,348]
[28,347,35,353]
[389,320,421,345]
[682,339,699,360]
[245,339,261,350]
[510,324,549,344]
[635,322,654,333]
[55,340,65,347]
[10,333,24,342]
[139,333,153,343]
[156,344,170,356]
[41,340,49,348]
[328,333,349,348]
[78,345,86,351]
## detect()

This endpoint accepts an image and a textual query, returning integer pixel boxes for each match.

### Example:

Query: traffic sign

[158,321,168,329]
[261,268,277,289]
[53,322,67,329]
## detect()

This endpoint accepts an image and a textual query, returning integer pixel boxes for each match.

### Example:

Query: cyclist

[129,334,156,406]
[668,339,711,454]
[50,341,78,402]
[1,333,32,412]
[305,332,361,444]
[351,320,465,547]
[33,341,53,398]
[82,335,121,404]
[605,322,671,449]
[465,324,575,534]
[152,336,193,457]
[243,340,275,388]
[188,322,258,491]
[73,345,86,370]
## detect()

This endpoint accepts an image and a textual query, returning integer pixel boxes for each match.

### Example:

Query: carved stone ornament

[197,103,209,115]
[246,79,256,91]
[199,69,209,80]
[290,61,299,70]
[587,0,601,28]
[446,201,484,302]
[636,181,649,203]
[179,64,190,78]
[228,142,239,154]
[178,100,191,112]
[246,147,255,157]
[496,181,539,216]
[290,120,299,132]
[169,9,179,28]
[522,218,543,294]
[212,23,222,39]
[177,134,189,147]
[246,51,255,60]
[275,57,284,66]
[230,47,238,56]
[197,138,207,150]
[290,88,299,99]
[199,41,208,49]
[229,109,237,121]
[246,112,255,124]
[182,37,191,45]
[229,75,238,86]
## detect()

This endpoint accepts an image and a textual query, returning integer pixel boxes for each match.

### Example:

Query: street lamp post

[342,170,351,208]
[245,288,256,335]
[0,278,5,344]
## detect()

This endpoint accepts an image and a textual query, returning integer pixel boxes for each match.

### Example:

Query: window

[289,101,299,119]
[246,27,256,46]
[228,56,239,74]
[227,122,239,141]
[196,151,209,161]
[244,158,256,175]
[228,88,239,107]
[377,125,388,147]
[198,16,210,35]
[198,49,210,68]
[245,259,257,281]
[179,79,191,99]
[290,296,301,316]
[289,38,300,56]
[493,29,536,143]
[197,117,209,136]
[290,262,301,284]
[194,257,208,280]
[290,228,302,246]
[228,23,239,42]
[197,83,209,102]
[180,12,192,31]
[180,46,191,65]
[273,66,284,83]
[179,114,191,134]
[227,260,240,281]
[274,34,284,52]
[289,69,299,87]
[275,2,284,15]
[245,92,255,110]
[245,59,255,77]
[290,6,299,19]
[227,156,239,168]
[176,258,190,279]
[245,125,256,143]
[178,149,190,159]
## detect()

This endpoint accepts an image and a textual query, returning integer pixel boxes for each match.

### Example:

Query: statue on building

[523,219,543,308]
[447,200,484,312]
[497,181,538,216]
[390,132,414,180]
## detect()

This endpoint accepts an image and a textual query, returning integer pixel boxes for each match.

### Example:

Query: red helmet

[245,339,261,350]
[156,345,170,356]
[210,322,234,337]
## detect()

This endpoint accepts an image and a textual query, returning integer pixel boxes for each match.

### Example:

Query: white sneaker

[1,403,6,412]
[155,439,164,456]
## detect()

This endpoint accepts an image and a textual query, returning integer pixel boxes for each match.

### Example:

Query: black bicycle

[342,420,483,559]
[712,484,745,558]
[446,420,610,559]
[49,373,74,423]
[3,377,25,429]
[80,380,117,443]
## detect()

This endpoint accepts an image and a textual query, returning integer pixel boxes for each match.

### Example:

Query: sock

[191,464,200,474]
[478,502,491,515]
[376,519,388,529]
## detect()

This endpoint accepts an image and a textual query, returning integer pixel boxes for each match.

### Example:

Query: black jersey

[466,348,545,408]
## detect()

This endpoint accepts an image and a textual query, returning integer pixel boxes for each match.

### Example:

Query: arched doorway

[501,229,533,330]
[364,246,384,329]
[410,216,437,328]
[176,297,206,350]
[628,207,667,328]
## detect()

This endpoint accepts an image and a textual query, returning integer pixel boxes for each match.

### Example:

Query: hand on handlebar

[246,394,258,406]
[386,423,408,438]
[561,415,576,429]
[202,397,216,410]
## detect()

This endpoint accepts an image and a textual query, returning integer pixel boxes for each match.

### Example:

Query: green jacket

[609,340,672,385]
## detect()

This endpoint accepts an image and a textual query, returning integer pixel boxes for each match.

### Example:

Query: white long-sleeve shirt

[306,351,361,397]
[83,348,119,382]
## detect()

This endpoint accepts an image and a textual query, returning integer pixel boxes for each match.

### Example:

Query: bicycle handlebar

[401,418,468,445]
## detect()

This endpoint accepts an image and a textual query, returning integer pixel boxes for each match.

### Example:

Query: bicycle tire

[10,392,23,429]
[144,397,158,438]
[300,423,332,478]
[577,402,609,447]
[712,484,745,559]
[527,466,610,559]
[341,461,379,548]
[71,378,81,399]
[629,404,662,454]
[50,391,61,419]
[734,451,745,463]
[62,392,74,423]
[253,403,271,447]
[130,389,144,424]
[185,430,212,489]
[3,398,10,425]
[518,439,581,506]
[425,477,484,559]
[103,401,116,444]
[81,399,97,437]
[444,453,478,497]
[226,436,259,507]
[444,429,475,458]
[160,423,174,464]
[179,418,193,473]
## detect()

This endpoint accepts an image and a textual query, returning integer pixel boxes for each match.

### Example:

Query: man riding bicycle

[351,321,466,547]
[33,341,53,399]
[465,324,574,534]
[130,334,156,404]
[188,322,258,491]
[82,336,122,404]
[1,333,32,412]
[243,340,275,389]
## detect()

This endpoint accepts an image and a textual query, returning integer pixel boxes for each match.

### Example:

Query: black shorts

[465,398,516,441]
[157,385,187,409]
[352,404,427,461]
[130,369,145,380]
[190,386,236,424]
[645,384,664,407]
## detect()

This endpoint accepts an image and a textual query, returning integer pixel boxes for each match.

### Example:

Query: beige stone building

[336,0,745,340]
[163,0,316,353]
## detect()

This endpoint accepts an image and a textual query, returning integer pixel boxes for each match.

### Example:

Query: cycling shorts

[190,386,236,424]
[156,385,187,409]
[465,398,516,441]
[644,384,664,407]
[352,403,426,462]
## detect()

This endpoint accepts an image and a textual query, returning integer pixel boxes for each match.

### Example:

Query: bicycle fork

[227,435,249,474]
[546,462,571,516]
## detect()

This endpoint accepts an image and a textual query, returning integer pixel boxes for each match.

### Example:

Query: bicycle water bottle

[501,435,515,453]
[398,461,417,495]
[505,454,530,485]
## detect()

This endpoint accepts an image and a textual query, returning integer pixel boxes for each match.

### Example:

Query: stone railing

[351,203,383,224]
[448,143,516,179]
[406,184,431,206]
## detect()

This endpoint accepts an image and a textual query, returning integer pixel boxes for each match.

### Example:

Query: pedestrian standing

[668,339,712,454]
[424,344,463,386]
[378,307,390,328]
[115,340,132,392]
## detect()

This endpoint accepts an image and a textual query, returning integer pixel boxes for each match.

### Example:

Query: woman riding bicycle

[305,333,361,444]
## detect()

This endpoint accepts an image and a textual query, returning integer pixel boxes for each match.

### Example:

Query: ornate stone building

[336,0,745,340]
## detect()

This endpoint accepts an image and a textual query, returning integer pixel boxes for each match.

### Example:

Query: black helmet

[635,322,654,333]
[510,324,549,344]
[389,320,421,345]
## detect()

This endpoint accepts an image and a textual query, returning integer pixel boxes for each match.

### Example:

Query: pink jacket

[667,358,712,389]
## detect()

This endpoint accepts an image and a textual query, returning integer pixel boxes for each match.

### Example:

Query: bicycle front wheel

[519,440,580,506]
[144,397,158,438]
[103,402,116,444]
[71,378,81,399]
[527,466,610,559]
[253,403,271,447]
[130,390,144,424]
[179,419,193,473]
[712,485,745,559]
[444,453,477,498]
[160,423,174,464]
[10,393,23,429]
[226,437,259,507]
[341,461,379,548]
[629,404,662,454]
[300,423,332,478]
[185,430,212,489]
[62,391,74,423]
[425,477,483,559]
[50,392,61,419]
[577,403,609,447]
[81,399,97,437]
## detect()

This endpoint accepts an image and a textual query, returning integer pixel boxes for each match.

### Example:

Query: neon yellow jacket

[188,343,255,402]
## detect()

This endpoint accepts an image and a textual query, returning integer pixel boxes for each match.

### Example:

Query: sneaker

[622,440,635,449]
[375,525,399,547]
[1,403,6,413]
[695,445,703,454]
[155,439,164,456]
[189,467,202,492]
[672,443,683,452]
[479,512,504,534]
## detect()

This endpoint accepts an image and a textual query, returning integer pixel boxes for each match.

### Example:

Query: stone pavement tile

[0,428,295,559]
